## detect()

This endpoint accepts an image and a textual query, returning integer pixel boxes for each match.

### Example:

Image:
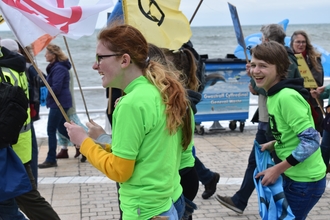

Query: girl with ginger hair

[64,24,191,219]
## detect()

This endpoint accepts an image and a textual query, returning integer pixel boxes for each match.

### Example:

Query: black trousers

[15,163,60,220]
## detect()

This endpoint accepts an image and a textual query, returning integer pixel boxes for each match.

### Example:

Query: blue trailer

[195,57,249,134]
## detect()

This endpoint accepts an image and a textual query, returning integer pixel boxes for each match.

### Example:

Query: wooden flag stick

[63,36,91,122]
[22,46,70,122]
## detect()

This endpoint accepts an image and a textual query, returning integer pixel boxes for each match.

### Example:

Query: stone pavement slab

[35,126,330,219]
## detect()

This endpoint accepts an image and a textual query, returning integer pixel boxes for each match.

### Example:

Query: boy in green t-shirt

[250,41,326,219]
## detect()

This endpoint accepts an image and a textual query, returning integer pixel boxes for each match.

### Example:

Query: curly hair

[290,30,322,73]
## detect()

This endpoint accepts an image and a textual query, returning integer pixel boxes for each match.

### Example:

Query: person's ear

[121,54,131,67]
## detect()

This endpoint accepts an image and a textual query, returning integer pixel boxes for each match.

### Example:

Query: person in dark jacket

[290,30,324,134]
[38,44,72,169]
[216,24,301,214]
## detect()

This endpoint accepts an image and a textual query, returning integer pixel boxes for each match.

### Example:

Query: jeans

[46,108,69,163]
[320,129,330,166]
[283,176,326,220]
[232,122,274,211]
[173,194,185,220]
[194,156,213,185]
[0,198,27,220]
[153,203,178,220]
[15,164,60,220]
[30,123,38,187]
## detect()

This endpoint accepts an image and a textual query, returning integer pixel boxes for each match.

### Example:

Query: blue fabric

[39,86,48,106]
[0,146,32,202]
[0,198,28,220]
[232,122,274,211]
[173,194,185,220]
[153,203,178,220]
[107,0,123,25]
[253,141,295,220]
[194,156,213,185]
[283,176,325,219]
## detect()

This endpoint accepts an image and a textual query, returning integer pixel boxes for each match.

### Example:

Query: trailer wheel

[197,126,205,135]
[229,120,237,131]
[239,122,245,132]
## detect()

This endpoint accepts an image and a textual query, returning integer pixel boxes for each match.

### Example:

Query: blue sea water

[1,23,330,136]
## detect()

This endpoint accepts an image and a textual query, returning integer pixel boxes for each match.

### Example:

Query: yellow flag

[122,0,192,50]
[295,54,318,88]
[0,15,5,25]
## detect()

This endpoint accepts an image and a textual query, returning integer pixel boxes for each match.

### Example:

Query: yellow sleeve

[80,137,135,183]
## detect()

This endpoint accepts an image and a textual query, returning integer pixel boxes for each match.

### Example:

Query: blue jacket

[46,60,72,109]
[253,141,295,220]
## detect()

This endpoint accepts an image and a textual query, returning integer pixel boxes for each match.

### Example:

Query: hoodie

[267,77,309,100]
[0,47,26,73]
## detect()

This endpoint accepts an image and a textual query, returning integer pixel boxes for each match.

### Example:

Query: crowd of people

[0,20,328,220]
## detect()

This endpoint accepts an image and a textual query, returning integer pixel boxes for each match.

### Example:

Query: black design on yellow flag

[137,0,165,26]
[123,0,191,50]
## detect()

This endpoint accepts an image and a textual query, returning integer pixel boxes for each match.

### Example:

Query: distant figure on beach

[64,24,191,219]
[38,44,72,169]
[290,30,324,134]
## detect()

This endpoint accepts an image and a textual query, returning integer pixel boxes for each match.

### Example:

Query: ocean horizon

[1,23,330,137]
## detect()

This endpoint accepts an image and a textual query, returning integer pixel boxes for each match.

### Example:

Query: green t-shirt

[267,88,325,182]
[112,76,181,219]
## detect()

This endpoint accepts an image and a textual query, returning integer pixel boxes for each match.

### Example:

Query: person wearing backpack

[17,43,43,188]
[0,39,60,220]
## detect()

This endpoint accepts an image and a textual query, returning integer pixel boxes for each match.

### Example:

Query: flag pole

[189,0,204,24]
[22,46,70,122]
[63,36,91,122]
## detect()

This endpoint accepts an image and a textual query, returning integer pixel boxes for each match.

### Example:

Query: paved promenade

[36,126,330,220]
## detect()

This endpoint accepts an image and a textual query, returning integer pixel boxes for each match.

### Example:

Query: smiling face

[92,41,123,88]
[250,56,280,92]
[292,34,307,54]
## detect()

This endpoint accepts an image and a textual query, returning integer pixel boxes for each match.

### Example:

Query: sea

[1,23,330,137]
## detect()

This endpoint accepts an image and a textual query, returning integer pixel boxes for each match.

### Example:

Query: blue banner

[228,2,246,49]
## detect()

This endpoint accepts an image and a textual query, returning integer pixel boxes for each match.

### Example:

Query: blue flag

[253,141,295,220]
[227,3,246,49]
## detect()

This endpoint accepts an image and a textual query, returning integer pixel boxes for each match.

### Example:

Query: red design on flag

[0,0,113,55]
[3,0,82,33]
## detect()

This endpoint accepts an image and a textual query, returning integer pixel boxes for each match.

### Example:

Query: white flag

[0,0,113,55]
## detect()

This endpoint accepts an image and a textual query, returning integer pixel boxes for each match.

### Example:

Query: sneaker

[215,195,243,214]
[202,172,220,199]
[81,155,87,162]
[38,161,58,169]
[56,149,69,159]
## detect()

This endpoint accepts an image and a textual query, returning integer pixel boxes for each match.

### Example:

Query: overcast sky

[0,0,329,31]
